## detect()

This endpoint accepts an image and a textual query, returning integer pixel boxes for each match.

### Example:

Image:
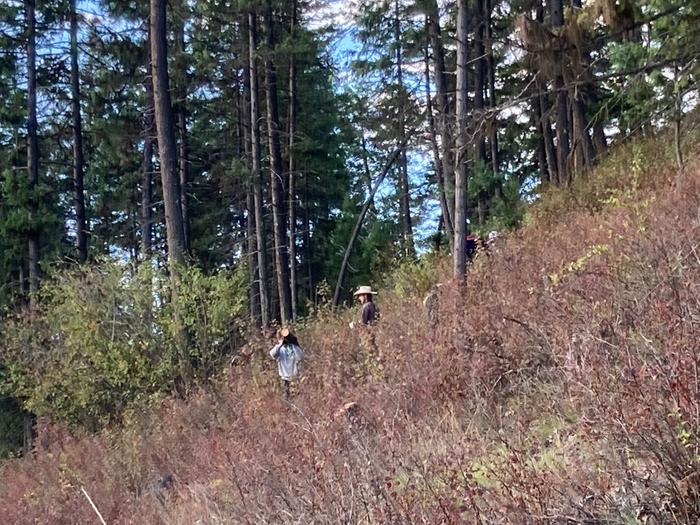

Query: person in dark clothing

[466,234,478,261]
[352,285,377,326]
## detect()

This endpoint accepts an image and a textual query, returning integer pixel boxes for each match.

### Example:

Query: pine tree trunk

[551,0,570,185]
[303,174,314,306]
[142,29,154,257]
[571,95,595,171]
[426,1,455,230]
[360,132,378,215]
[246,191,262,326]
[70,0,87,264]
[26,0,39,307]
[333,148,403,307]
[150,0,187,266]
[248,11,270,325]
[395,0,414,259]
[534,85,558,184]
[288,0,298,321]
[453,0,469,279]
[263,0,292,324]
[485,0,499,175]
[474,0,487,165]
[572,0,607,161]
[241,21,262,327]
[423,27,454,246]
[175,21,190,254]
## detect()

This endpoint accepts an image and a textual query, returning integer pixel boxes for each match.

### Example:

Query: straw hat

[353,285,377,296]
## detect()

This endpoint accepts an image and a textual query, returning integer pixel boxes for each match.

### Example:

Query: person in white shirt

[270,328,304,400]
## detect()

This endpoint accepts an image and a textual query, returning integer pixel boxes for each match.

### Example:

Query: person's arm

[270,342,282,359]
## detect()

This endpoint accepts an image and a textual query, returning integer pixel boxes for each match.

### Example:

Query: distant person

[270,328,304,400]
[349,285,378,328]
[349,285,379,358]
[423,283,442,338]
[466,234,478,261]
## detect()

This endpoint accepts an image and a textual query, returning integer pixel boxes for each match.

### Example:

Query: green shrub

[0,260,246,430]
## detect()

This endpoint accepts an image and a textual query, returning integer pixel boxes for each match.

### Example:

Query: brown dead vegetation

[1,133,699,524]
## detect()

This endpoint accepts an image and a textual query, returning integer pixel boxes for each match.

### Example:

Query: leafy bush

[0,261,246,429]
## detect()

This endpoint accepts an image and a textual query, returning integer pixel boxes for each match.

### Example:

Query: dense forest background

[0,0,699,451]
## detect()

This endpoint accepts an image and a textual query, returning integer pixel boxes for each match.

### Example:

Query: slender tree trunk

[674,65,684,171]
[426,2,455,229]
[453,0,469,279]
[70,0,87,263]
[424,27,454,246]
[241,20,261,326]
[474,0,487,165]
[333,147,403,306]
[485,0,499,174]
[360,132,378,215]
[26,0,39,307]
[150,0,187,266]
[395,0,414,259]
[534,6,558,183]
[288,0,298,321]
[142,30,154,257]
[571,95,595,171]
[572,0,607,160]
[248,11,270,325]
[263,0,292,324]
[534,84,557,185]
[175,21,190,254]
[246,191,262,326]
[303,173,313,306]
[474,0,488,222]
[551,0,570,185]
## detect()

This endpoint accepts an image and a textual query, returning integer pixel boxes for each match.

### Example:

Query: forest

[1,0,700,522]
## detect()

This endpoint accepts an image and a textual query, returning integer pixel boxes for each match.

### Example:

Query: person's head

[353,286,376,304]
[277,327,298,345]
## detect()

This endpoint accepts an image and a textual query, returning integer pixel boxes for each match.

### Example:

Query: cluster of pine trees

[0,0,698,446]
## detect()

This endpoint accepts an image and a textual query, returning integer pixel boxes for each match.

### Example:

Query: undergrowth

[0,132,699,524]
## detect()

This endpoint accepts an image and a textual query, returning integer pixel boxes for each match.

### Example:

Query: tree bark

[474,0,487,165]
[150,0,187,266]
[142,29,154,257]
[453,0,469,279]
[534,82,558,185]
[263,0,292,324]
[175,21,190,254]
[395,0,414,259]
[571,95,595,172]
[551,0,570,185]
[303,173,314,306]
[241,17,261,327]
[70,0,87,264]
[248,11,270,325]
[485,0,499,175]
[26,0,39,307]
[288,0,298,321]
[423,26,454,246]
[426,1,455,230]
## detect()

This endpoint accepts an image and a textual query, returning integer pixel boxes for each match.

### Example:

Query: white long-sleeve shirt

[270,343,304,381]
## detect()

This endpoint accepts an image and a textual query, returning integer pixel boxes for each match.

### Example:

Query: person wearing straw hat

[270,327,304,400]
[349,285,378,328]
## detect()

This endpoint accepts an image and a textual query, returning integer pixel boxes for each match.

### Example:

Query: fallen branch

[81,486,107,525]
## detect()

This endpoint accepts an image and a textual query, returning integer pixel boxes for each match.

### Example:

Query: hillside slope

[1,133,699,524]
